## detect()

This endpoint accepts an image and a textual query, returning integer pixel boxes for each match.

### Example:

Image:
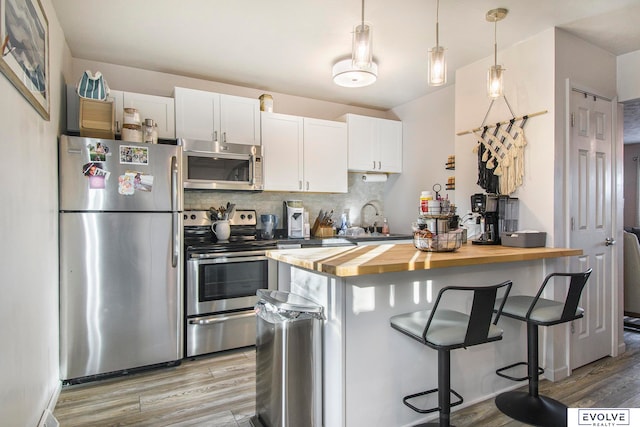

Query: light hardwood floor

[54,331,640,426]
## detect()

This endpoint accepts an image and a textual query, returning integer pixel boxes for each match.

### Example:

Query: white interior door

[569,88,614,368]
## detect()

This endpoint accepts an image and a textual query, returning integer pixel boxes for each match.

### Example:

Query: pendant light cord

[435,0,440,49]
[493,19,498,67]
[361,0,365,26]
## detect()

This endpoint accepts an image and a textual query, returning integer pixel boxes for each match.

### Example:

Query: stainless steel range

[183,209,277,357]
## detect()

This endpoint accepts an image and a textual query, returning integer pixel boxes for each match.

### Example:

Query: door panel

[569,89,613,368]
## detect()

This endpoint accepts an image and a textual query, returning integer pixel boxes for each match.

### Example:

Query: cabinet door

[174,87,219,143]
[377,119,402,173]
[261,112,304,191]
[346,114,376,172]
[108,90,124,134]
[124,92,175,139]
[220,94,260,146]
[303,118,347,193]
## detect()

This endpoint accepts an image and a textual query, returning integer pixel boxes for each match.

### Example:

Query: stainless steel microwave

[180,139,263,191]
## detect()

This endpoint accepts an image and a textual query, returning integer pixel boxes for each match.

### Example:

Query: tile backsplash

[185,173,387,229]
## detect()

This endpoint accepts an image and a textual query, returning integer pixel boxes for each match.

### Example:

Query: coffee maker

[471,194,519,245]
[283,200,304,238]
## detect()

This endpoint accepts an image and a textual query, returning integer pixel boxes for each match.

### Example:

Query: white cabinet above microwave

[174,87,260,150]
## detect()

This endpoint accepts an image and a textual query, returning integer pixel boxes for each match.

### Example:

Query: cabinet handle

[213,131,218,142]
[223,132,227,143]
[378,161,381,169]
[372,161,376,170]
[306,181,309,191]
[299,180,303,190]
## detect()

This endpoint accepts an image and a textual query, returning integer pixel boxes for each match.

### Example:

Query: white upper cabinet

[261,112,347,193]
[342,113,402,173]
[110,90,175,139]
[303,118,347,193]
[174,87,260,148]
[261,112,303,192]
[219,94,261,145]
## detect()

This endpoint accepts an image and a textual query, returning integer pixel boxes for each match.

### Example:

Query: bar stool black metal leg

[495,323,568,427]
[414,349,456,427]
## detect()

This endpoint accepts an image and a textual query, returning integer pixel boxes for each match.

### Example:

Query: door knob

[605,237,616,246]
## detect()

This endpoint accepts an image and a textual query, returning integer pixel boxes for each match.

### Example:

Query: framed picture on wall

[0,0,49,120]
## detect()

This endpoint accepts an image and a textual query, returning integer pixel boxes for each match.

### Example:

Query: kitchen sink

[345,234,413,245]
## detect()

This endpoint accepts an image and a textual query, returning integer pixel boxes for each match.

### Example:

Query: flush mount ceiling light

[333,0,378,87]
[332,59,378,87]
[486,8,508,98]
[428,0,446,86]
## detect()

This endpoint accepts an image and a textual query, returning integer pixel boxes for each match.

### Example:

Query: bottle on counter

[420,191,433,215]
[303,211,310,238]
[381,218,390,235]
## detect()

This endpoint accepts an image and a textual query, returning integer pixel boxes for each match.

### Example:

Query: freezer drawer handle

[189,311,255,325]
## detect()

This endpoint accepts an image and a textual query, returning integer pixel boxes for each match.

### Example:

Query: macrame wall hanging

[456,96,547,195]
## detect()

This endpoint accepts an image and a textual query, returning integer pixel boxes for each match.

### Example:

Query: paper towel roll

[361,173,388,182]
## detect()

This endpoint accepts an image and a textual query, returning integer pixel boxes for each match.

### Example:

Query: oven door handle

[188,254,267,263]
[188,311,255,325]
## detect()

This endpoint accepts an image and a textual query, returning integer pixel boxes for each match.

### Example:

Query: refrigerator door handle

[172,213,179,268]
[171,155,179,211]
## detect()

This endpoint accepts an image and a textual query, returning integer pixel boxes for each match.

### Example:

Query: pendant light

[352,0,373,68]
[427,0,446,86]
[333,0,378,87]
[486,8,508,98]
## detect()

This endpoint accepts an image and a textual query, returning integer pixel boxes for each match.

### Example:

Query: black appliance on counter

[471,193,519,245]
[183,209,277,357]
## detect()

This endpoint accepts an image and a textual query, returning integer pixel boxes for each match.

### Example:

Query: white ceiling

[51,0,640,109]
[51,0,640,140]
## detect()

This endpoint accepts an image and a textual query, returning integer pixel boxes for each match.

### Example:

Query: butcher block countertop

[266,242,583,277]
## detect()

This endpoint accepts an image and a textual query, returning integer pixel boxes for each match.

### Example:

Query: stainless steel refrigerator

[59,135,183,382]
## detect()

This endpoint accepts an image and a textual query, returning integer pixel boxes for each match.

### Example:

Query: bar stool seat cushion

[496,296,583,324]
[391,309,504,348]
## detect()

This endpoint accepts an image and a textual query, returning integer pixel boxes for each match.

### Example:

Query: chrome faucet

[360,201,381,231]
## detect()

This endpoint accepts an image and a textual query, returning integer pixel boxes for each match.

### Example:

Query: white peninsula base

[273,257,566,427]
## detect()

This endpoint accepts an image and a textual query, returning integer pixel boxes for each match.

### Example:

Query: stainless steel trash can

[251,289,325,427]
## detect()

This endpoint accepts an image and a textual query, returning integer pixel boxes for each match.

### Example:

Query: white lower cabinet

[262,112,347,193]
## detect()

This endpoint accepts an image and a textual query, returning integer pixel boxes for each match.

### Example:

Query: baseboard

[37,381,62,427]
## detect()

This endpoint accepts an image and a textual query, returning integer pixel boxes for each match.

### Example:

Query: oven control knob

[184,214,188,220]
[247,214,253,220]
[240,214,246,220]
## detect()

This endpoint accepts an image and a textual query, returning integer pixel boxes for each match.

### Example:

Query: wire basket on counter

[413,229,463,252]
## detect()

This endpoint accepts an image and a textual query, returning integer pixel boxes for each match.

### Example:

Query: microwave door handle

[249,154,255,185]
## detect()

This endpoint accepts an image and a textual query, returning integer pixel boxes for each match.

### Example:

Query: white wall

[0,0,71,425]
[386,85,455,234]
[617,49,640,102]
[454,29,556,242]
